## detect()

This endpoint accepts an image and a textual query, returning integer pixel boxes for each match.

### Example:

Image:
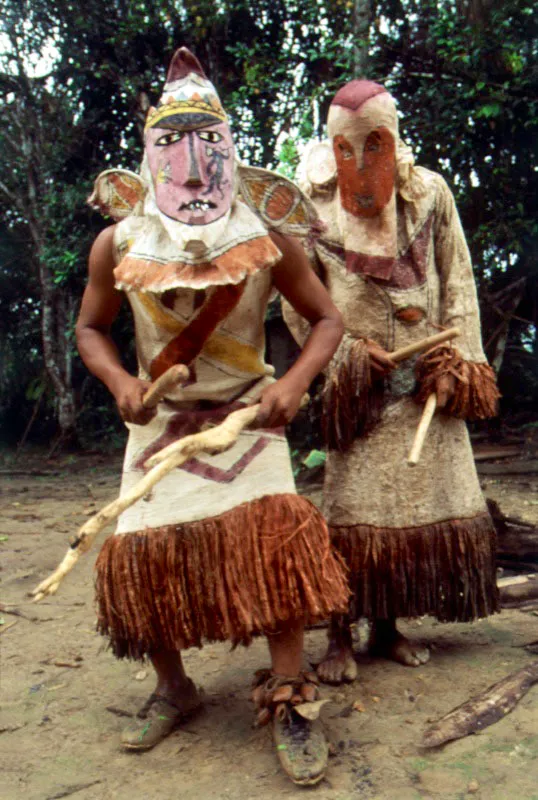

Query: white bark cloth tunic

[113,213,295,532]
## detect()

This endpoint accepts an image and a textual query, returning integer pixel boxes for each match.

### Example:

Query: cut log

[473,446,522,461]
[488,498,538,567]
[421,660,538,748]
[498,574,538,607]
[478,460,538,475]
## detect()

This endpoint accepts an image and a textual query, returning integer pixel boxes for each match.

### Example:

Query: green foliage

[302,449,326,469]
[0,0,536,447]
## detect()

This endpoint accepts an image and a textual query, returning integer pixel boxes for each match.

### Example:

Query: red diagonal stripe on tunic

[150,280,246,380]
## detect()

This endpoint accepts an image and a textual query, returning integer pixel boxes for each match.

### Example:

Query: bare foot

[370,620,430,667]
[316,613,358,685]
[384,633,430,667]
[317,647,358,684]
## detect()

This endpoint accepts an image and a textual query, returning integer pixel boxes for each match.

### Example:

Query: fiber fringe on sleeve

[322,335,385,451]
[414,345,500,420]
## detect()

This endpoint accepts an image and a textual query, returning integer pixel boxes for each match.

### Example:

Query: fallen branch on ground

[421,660,538,748]
[487,498,538,568]
[0,620,18,635]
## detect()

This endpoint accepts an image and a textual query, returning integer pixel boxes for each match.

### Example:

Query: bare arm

[256,231,344,427]
[76,225,154,424]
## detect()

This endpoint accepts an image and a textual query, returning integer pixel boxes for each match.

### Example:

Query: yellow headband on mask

[145,97,227,131]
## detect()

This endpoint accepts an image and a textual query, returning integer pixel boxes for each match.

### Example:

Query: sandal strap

[137,692,186,719]
[251,669,320,726]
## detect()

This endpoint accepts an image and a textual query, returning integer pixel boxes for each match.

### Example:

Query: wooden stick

[421,660,538,748]
[30,402,262,602]
[142,364,189,408]
[407,393,437,466]
[144,404,259,468]
[390,327,460,363]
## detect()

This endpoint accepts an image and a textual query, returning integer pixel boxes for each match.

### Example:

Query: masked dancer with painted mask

[77,48,349,785]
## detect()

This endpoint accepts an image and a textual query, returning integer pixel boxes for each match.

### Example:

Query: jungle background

[2,5,538,799]
[0,0,537,454]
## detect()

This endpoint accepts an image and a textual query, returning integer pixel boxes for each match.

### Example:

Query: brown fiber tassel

[95,494,349,660]
[322,335,385,452]
[414,346,500,420]
[331,513,499,623]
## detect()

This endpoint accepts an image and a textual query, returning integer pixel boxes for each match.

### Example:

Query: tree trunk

[39,258,78,444]
[352,0,372,78]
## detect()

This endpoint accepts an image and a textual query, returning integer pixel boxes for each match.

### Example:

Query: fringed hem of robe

[330,512,499,622]
[95,493,350,659]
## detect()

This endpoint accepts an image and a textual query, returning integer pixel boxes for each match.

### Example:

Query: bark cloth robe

[284,151,500,624]
[91,166,349,660]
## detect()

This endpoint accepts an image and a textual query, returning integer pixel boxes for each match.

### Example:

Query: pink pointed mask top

[166,47,208,83]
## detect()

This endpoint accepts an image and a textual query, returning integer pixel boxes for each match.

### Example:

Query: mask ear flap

[87,169,147,221]
[296,140,337,197]
[237,165,324,241]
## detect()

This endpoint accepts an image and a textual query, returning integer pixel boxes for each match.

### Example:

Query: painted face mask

[145,49,235,227]
[327,81,399,277]
[329,81,397,218]
[333,126,395,219]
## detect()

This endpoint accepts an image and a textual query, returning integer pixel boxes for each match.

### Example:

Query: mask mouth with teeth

[179,200,217,213]
[144,49,235,228]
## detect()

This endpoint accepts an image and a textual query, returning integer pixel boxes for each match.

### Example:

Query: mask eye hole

[338,142,353,160]
[155,131,185,146]
[198,130,223,143]
[365,132,381,153]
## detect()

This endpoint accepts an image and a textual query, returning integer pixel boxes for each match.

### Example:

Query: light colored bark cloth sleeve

[433,176,487,363]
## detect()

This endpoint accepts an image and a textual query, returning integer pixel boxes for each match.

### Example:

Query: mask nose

[185,132,203,186]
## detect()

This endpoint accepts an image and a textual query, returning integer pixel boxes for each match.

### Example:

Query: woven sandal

[251,670,328,786]
[121,679,202,751]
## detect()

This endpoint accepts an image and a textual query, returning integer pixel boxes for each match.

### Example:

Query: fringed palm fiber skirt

[331,513,499,622]
[95,494,349,659]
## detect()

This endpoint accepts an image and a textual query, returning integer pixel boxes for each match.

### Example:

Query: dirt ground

[1,452,537,800]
